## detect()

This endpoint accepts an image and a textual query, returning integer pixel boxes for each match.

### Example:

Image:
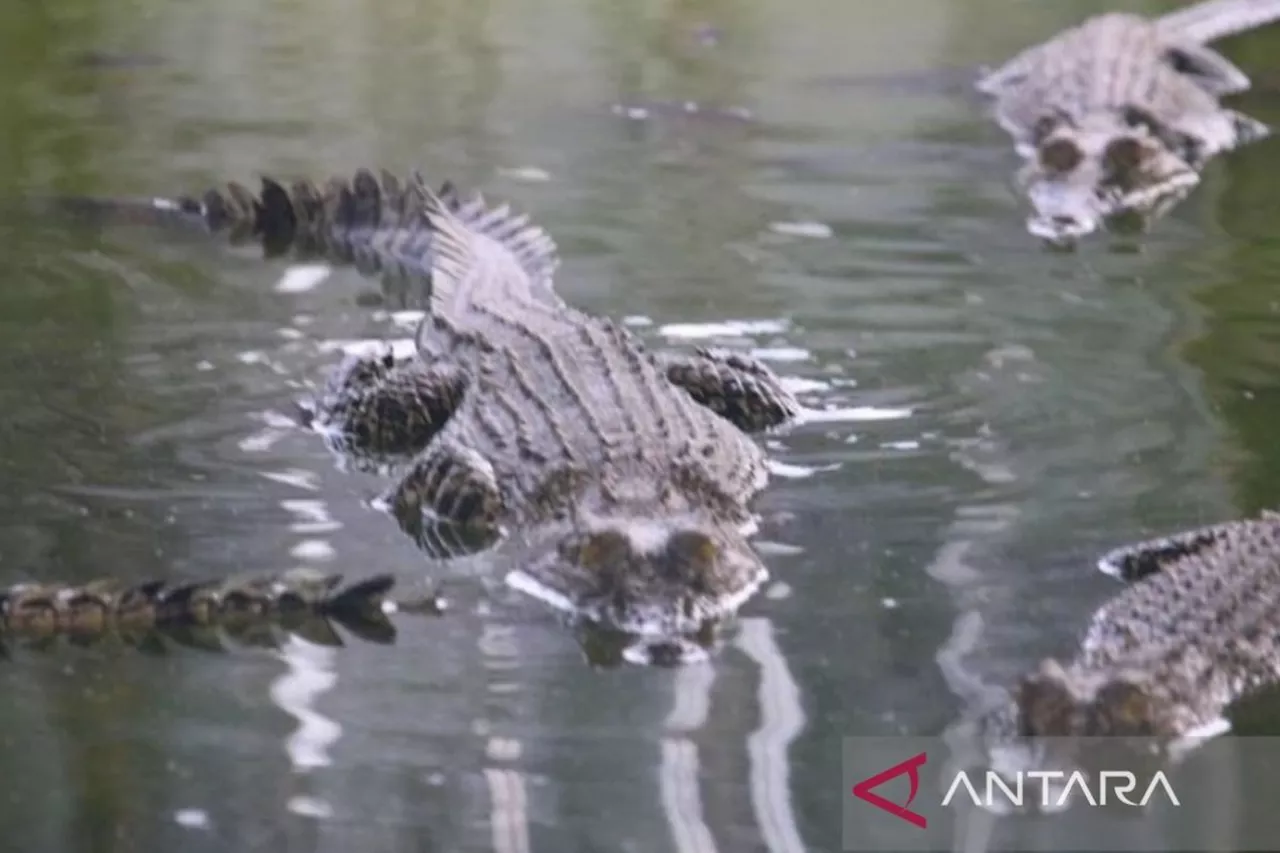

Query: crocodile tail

[0,569,414,654]
[1156,0,1280,44]
[178,168,440,264]
[51,169,444,268]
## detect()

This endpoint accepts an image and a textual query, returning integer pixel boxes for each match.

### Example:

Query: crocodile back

[1083,517,1280,675]
[417,188,769,522]
[984,14,1220,144]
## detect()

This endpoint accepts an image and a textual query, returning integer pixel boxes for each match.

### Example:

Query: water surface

[3,0,1280,850]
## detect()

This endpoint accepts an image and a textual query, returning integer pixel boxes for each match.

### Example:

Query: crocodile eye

[577,530,630,571]
[1039,138,1083,174]
[1093,680,1152,733]
[666,530,719,574]
[1104,137,1146,174]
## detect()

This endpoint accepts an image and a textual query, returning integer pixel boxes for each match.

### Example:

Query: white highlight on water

[280,498,341,534]
[480,622,532,853]
[388,310,426,329]
[767,221,833,240]
[661,662,720,853]
[657,319,790,340]
[173,809,210,830]
[261,470,322,492]
[750,347,811,363]
[316,337,418,360]
[795,404,913,425]
[270,638,342,824]
[767,460,839,480]
[737,618,808,853]
[270,637,341,773]
[290,539,335,562]
[275,264,332,294]
[497,166,552,183]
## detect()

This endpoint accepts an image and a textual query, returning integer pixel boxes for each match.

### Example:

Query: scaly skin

[294,178,801,641]
[948,511,1280,810]
[978,0,1280,245]
[982,510,1280,746]
[0,568,444,655]
[51,169,444,311]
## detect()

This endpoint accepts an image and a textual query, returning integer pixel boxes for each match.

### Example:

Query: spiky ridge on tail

[0,568,440,654]
[1157,0,1280,44]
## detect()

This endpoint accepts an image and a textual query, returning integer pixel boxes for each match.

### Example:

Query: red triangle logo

[851,751,928,829]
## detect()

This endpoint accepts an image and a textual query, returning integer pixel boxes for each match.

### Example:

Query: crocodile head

[1013,653,1223,742]
[508,512,768,642]
[1016,109,1201,245]
[1013,655,1167,737]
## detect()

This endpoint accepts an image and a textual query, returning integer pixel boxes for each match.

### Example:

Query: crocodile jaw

[1023,166,1198,244]
[505,560,768,636]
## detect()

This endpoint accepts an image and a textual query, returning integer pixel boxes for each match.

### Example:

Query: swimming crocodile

[263,173,801,644]
[0,568,444,656]
[979,0,1280,245]
[959,509,1280,770]
[940,511,1280,812]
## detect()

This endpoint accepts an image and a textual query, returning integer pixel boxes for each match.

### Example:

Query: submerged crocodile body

[979,0,1280,244]
[59,169,443,299]
[0,568,442,656]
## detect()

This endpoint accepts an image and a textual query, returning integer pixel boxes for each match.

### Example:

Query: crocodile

[978,0,1280,245]
[261,174,801,642]
[1011,511,1280,742]
[940,511,1280,811]
[52,169,803,654]
[960,509,1280,770]
[0,568,445,656]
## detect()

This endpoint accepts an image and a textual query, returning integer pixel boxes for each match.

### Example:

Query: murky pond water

[4,0,1280,850]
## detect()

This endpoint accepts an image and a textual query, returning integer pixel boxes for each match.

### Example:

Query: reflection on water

[272,638,341,818]
[3,0,1280,849]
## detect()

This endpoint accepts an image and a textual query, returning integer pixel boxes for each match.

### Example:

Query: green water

[1,0,1280,850]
